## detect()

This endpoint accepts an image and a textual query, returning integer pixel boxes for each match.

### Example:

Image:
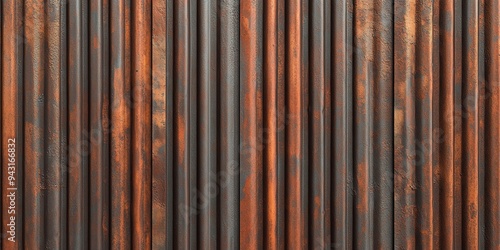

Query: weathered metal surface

[0,0,499,249]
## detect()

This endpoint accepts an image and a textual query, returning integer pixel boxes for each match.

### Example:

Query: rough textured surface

[1,0,499,249]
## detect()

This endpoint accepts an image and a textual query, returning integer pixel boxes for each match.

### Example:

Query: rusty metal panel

[0,0,499,249]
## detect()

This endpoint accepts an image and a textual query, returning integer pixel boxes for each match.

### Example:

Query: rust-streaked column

[68,0,89,248]
[353,1,376,246]
[152,0,174,248]
[174,0,197,248]
[132,0,152,248]
[240,0,264,248]
[394,1,417,248]
[264,0,285,249]
[372,0,394,248]
[332,0,354,248]
[24,0,46,248]
[453,2,464,247]
[413,1,441,248]
[462,0,483,247]
[310,0,331,248]
[485,0,500,248]
[285,0,308,248]
[219,0,240,248]
[90,0,110,248]
[45,0,67,248]
[439,0,463,248]
[199,0,217,249]
[2,0,23,248]
[110,0,132,248]
[354,1,374,248]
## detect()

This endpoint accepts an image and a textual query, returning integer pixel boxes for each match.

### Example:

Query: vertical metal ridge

[24,0,46,248]
[90,0,110,248]
[219,0,240,248]
[394,1,417,248]
[484,0,500,248]
[263,0,285,249]
[452,1,464,247]
[332,0,354,248]
[309,0,331,248]
[68,0,89,248]
[131,0,152,248]
[151,0,172,247]
[285,0,309,248]
[462,0,481,247]
[372,0,394,248]
[173,0,197,248]
[411,0,440,248]
[432,1,442,248]
[353,0,376,248]
[198,1,217,249]
[46,0,66,248]
[110,0,132,248]
[240,0,264,248]
[2,0,23,248]
[439,0,461,249]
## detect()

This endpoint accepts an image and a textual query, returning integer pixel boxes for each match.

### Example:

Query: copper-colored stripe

[264,0,285,249]
[110,0,132,248]
[24,0,46,248]
[131,0,152,248]
[2,0,23,248]
[285,0,309,248]
[240,0,264,248]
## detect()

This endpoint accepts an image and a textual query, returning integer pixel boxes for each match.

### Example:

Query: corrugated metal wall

[1,0,499,249]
